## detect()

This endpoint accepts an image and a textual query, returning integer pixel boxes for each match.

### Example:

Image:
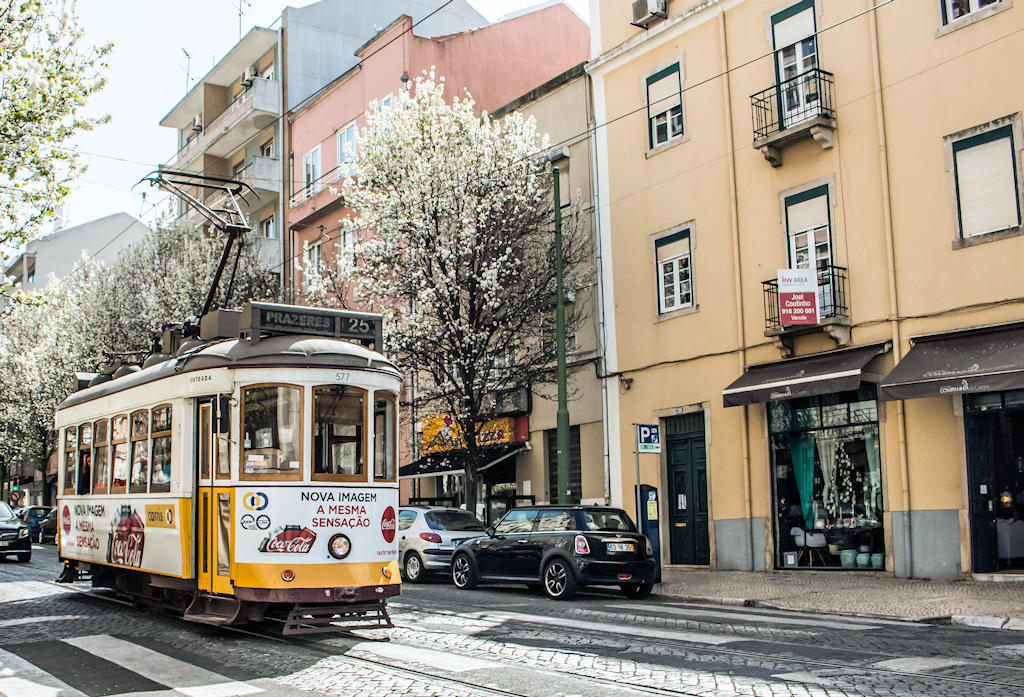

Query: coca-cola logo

[107,506,145,569]
[381,506,396,543]
[61,505,71,535]
[260,526,316,554]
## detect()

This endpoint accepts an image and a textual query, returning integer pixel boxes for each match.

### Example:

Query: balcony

[184,157,281,228]
[750,68,836,167]
[762,265,849,356]
[174,78,280,168]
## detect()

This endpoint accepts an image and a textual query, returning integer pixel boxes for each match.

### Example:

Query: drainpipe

[720,10,755,572]
[869,4,912,577]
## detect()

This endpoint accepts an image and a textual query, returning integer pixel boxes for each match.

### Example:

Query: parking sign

[636,424,661,454]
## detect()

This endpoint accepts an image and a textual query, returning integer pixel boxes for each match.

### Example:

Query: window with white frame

[306,242,323,277]
[646,63,684,149]
[655,229,692,314]
[951,123,1021,238]
[941,0,1005,24]
[338,122,358,176]
[303,146,321,198]
[259,215,276,239]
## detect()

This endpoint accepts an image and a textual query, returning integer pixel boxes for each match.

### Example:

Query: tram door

[196,399,233,595]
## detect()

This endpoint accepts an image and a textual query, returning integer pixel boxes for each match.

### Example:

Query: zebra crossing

[0,634,295,697]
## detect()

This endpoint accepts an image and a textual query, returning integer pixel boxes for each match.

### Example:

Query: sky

[53,0,590,237]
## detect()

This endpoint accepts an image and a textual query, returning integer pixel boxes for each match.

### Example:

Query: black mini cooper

[451,505,656,600]
[0,501,32,563]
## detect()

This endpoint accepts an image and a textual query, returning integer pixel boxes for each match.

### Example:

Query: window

[546,425,582,504]
[655,229,693,314]
[942,0,1005,24]
[150,406,172,493]
[579,509,636,532]
[232,159,246,178]
[646,63,683,149]
[92,419,110,494]
[129,410,149,494]
[76,423,93,495]
[313,385,366,481]
[111,415,129,494]
[303,146,321,198]
[374,394,396,481]
[951,124,1021,239]
[377,94,394,112]
[536,509,574,532]
[307,242,323,277]
[495,509,538,534]
[398,510,417,531]
[338,122,358,176]
[771,1,818,128]
[26,268,35,284]
[260,216,276,239]
[199,404,212,480]
[242,385,302,479]
[259,138,274,158]
[260,64,275,81]
[424,510,484,531]
[62,426,77,495]
[216,399,231,479]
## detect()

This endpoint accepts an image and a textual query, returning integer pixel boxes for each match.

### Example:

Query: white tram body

[54,304,402,630]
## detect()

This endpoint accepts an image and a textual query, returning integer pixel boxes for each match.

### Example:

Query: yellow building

[589,0,1024,578]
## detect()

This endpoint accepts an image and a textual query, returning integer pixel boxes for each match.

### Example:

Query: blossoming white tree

[306,75,591,513]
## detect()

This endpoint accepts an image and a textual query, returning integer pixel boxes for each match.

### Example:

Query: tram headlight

[328,533,352,560]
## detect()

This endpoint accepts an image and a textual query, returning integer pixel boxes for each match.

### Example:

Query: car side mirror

[485,526,496,537]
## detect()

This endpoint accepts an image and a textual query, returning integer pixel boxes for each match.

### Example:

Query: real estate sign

[778,268,819,327]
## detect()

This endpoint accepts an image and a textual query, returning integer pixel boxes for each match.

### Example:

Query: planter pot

[840,549,857,569]
[871,553,884,569]
[856,553,871,568]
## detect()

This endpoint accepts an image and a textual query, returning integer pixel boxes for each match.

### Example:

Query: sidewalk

[656,568,1024,630]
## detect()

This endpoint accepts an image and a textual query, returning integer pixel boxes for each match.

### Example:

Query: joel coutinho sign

[777,268,819,327]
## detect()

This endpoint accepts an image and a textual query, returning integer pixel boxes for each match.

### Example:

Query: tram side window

[150,405,172,493]
[93,419,110,494]
[241,385,302,479]
[77,423,93,495]
[111,415,129,494]
[374,394,396,481]
[129,410,149,494]
[216,400,231,479]
[63,426,77,495]
[313,385,365,481]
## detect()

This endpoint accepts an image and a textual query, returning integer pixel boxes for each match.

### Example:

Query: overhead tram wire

[265,0,903,281]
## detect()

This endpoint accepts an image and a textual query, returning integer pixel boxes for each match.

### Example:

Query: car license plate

[607,542,634,553]
[0,541,8,547]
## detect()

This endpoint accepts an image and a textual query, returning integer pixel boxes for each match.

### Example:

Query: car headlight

[18,528,29,538]
[328,533,351,560]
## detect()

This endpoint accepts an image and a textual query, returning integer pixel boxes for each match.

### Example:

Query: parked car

[0,502,32,562]
[451,505,656,600]
[20,506,51,542]
[39,507,59,544]
[398,506,486,582]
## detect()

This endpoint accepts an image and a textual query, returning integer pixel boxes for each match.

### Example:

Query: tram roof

[57,335,399,410]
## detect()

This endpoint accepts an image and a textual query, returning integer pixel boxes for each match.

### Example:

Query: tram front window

[374,395,396,481]
[242,385,301,478]
[313,385,365,480]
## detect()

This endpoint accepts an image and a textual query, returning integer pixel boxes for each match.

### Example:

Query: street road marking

[871,657,969,672]
[350,641,501,672]
[609,603,882,630]
[0,615,88,628]
[63,635,263,696]
[484,611,743,645]
[0,648,87,697]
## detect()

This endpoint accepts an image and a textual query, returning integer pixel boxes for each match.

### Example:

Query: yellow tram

[55,302,402,632]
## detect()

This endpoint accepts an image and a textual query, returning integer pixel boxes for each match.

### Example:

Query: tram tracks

[4,562,1024,697]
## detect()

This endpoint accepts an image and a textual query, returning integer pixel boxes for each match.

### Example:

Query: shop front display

[769,384,884,570]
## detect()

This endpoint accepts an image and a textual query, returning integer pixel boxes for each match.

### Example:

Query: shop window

[92,419,110,494]
[313,385,366,481]
[129,410,149,494]
[62,426,77,495]
[150,405,172,493]
[374,394,396,481]
[111,415,129,494]
[546,425,581,504]
[949,122,1021,240]
[646,62,684,150]
[241,385,302,479]
[655,228,693,315]
[769,383,884,570]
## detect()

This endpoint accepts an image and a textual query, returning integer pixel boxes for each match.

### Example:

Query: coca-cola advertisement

[107,505,145,568]
[259,525,316,554]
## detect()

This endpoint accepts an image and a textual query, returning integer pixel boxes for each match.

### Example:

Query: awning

[723,343,890,407]
[399,442,530,479]
[880,322,1024,401]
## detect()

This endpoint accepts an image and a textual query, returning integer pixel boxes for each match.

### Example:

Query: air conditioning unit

[241,67,255,87]
[631,0,668,29]
[191,114,203,132]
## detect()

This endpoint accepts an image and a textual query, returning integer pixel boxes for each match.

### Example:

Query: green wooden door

[666,414,709,565]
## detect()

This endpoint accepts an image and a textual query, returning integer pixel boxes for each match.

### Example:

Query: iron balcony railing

[762,264,848,332]
[750,68,835,142]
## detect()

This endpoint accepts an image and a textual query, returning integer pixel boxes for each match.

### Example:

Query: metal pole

[554,167,571,505]
[633,423,642,524]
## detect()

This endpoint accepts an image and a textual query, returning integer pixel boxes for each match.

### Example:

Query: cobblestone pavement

[657,568,1024,623]
[2,546,1023,697]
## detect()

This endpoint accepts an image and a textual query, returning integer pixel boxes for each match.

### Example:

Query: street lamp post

[553,167,571,504]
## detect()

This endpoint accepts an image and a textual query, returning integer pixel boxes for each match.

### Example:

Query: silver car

[398,506,486,582]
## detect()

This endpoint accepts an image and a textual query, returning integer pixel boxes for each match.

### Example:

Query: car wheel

[34,530,42,543]
[404,552,426,583]
[620,581,653,599]
[542,558,577,600]
[15,553,30,563]
[451,552,477,590]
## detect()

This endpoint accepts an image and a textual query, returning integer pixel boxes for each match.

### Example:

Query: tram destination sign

[241,301,383,349]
